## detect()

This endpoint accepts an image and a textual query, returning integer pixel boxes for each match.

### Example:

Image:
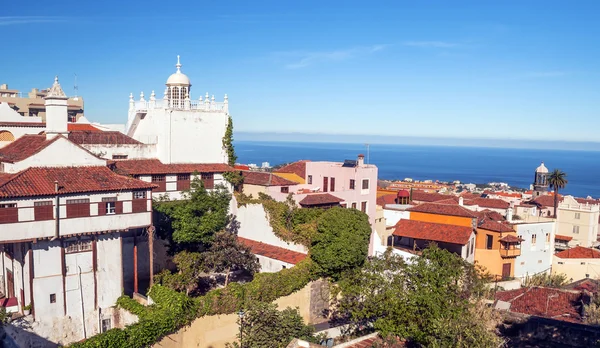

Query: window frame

[362,179,369,190]
[307,175,312,185]
[485,234,493,250]
[349,179,355,190]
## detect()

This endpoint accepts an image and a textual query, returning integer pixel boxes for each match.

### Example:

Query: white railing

[559,203,600,211]
[133,99,227,113]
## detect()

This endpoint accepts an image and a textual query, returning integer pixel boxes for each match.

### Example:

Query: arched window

[0,130,15,142]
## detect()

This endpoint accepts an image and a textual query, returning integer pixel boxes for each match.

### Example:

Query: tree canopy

[332,246,501,347]
[310,207,372,279]
[549,169,568,218]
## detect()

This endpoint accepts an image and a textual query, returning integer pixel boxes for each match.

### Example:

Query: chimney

[44,76,69,139]
[459,196,464,206]
[507,202,514,222]
[0,84,7,90]
[357,154,365,167]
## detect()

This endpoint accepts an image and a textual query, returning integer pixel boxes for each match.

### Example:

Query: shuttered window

[0,203,18,224]
[34,201,53,221]
[201,173,214,189]
[66,199,90,218]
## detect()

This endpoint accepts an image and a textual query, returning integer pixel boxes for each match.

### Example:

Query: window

[112,154,128,160]
[349,179,355,190]
[106,202,116,214]
[361,201,367,213]
[532,234,537,244]
[50,294,56,303]
[351,202,357,209]
[466,240,471,255]
[151,175,166,192]
[66,199,90,218]
[558,262,564,265]
[308,175,312,185]
[573,225,580,234]
[65,239,93,253]
[133,191,146,200]
[280,187,289,193]
[581,262,586,265]
[486,235,493,249]
[575,212,581,219]
[101,318,112,333]
[362,179,369,190]
[201,173,214,189]
[0,203,18,224]
[177,173,191,191]
[323,177,328,192]
[330,177,336,192]
[34,201,53,221]
[132,191,148,213]
[471,238,475,255]
[101,197,118,215]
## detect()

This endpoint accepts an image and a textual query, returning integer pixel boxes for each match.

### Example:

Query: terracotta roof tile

[477,209,506,222]
[393,219,473,245]
[298,193,343,207]
[376,193,397,206]
[555,234,573,242]
[274,160,309,180]
[67,123,101,132]
[410,190,452,203]
[0,134,59,163]
[464,197,510,209]
[531,195,563,208]
[68,130,142,145]
[111,159,233,175]
[555,246,600,259]
[0,166,155,198]
[499,235,523,243]
[237,237,307,264]
[575,197,600,205]
[407,202,478,218]
[478,219,514,233]
[495,287,586,323]
[242,171,297,186]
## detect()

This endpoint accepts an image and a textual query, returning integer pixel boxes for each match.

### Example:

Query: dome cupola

[166,55,191,86]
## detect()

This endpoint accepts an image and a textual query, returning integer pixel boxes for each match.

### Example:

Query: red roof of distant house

[575,198,600,205]
[0,121,46,128]
[532,195,563,208]
[397,189,410,198]
[407,202,478,218]
[555,246,600,259]
[433,197,460,205]
[0,166,155,198]
[274,160,309,180]
[499,235,523,243]
[111,159,233,175]
[242,171,297,186]
[460,192,482,199]
[299,193,343,207]
[477,209,506,222]
[67,123,102,132]
[377,194,398,207]
[393,219,473,245]
[495,287,586,323]
[410,190,451,203]
[555,234,573,242]
[0,134,60,163]
[237,237,307,264]
[234,164,250,171]
[478,219,514,233]
[68,130,142,145]
[483,190,522,198]
[464,197,510,209]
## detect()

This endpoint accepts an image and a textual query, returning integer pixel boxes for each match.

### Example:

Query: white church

[0,57,234,344]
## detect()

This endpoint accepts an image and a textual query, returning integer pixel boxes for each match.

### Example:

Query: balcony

[499,247,521,258]
[499,234,523,258]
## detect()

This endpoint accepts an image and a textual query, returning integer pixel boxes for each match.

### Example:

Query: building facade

[0,83,84,121]
[513,221,555,279]
[555,196,600,248]
[552,246,600,282]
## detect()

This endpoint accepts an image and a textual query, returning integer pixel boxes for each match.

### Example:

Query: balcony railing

[134,99,227,112]
[499,247,521,258]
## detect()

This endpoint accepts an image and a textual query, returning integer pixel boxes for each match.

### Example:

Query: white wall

[514,222,555,279]
[80,143,156,160]
[383,208,410,227]
[256,255,294,273]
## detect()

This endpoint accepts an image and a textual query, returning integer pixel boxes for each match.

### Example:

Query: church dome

[166,56,191,86]
[535,162,548,174]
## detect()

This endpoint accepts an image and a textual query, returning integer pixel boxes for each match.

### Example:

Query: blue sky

[2,1,600,142]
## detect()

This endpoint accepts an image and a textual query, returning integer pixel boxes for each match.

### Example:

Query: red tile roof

[477,209,506,222]
[68,130,142,145]
[393,219,473,245]
[499,235,523,243]
[410,190,452,203]
[0,166,155,198]
[67,123,101,132]
[434,197,460,205]
[0,134,60,163]
[495,287,586,323]
[555,246,600,259]
[460,192,482,199]
[376,193,397,206]
[242,171,297,186]
[478,219,514,233]
[555,234,573,242]
[464,197,510,209]
[234,164,251,171]
[483,190,522,198]
[407,202,478,218]
[531,195,563,208]
[111,159,233,175]
[237,237,307,264]
[298,193,343,207]
[0,122,46,128]
[575,198,600,205]
[274,160,309,180]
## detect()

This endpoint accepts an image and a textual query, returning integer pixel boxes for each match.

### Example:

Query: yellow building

[552,246,600,282]
[474,219,521,279]
[0,83,84,121]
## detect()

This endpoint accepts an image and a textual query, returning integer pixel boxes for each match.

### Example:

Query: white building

[513,221,556,279]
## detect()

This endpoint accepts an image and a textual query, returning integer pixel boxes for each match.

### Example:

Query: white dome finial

[176,55,182,72]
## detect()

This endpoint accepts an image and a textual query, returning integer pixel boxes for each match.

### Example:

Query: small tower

[533,162,549,197]
[45,76,69,139]
[165,55,191,109]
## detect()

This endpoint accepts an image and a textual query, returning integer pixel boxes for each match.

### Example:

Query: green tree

[154,251,205,295]
[166,177,231,246]
[332,246,501,347]
[227,303,319,348]
[548,169,568,218]
[203,231,260,286]
[310,207,372,279]
[222,115,244,187]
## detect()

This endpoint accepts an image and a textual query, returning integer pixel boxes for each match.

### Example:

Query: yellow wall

[474,228,517,278]
[242,184,267,198]
[410,211,473,227]
[552,256,600,282]
[154,282,314,348]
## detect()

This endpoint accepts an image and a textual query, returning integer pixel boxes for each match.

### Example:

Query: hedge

[70,259,317,348]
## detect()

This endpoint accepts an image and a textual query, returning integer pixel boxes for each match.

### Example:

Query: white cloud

[279,44,389,69]
[403,41,459,48]
[0,16,66,26]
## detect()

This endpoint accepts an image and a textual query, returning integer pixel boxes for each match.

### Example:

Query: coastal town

[0,59,599,348]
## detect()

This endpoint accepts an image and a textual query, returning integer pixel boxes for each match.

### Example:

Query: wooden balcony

[499,247,521,258]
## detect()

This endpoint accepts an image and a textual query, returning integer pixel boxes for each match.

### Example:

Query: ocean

[234,141,600,199]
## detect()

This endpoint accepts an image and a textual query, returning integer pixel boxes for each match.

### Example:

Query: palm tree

[548,169,568,218]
